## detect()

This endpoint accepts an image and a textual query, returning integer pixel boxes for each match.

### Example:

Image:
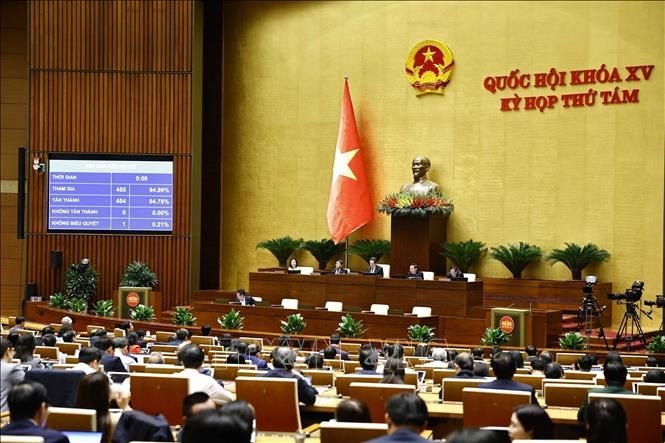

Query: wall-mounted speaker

[50,250,63,269]
[24,282,37,300]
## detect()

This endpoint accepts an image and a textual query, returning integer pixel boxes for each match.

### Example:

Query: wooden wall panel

[27,0,193,310]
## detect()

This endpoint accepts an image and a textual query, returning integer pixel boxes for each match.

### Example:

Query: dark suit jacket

[25,369,84,407]
[101,354,127,382]
[1,419,70,443]
[407,271,424,280]
[366,265,383,276]
[246,354,269,369]
[366,427,430,443]
[333,268,349,275]
[264,368,317,406]
[478,378,538,404]
[111,410,173,443]
[236,295,256,306]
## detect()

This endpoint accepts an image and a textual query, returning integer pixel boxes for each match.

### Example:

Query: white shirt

[67,362,98,375]
[177,368,233,404]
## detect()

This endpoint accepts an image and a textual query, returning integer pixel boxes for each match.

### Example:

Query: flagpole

[344,236,349,269]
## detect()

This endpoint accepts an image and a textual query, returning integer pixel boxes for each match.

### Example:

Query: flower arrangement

[377,191,453,217]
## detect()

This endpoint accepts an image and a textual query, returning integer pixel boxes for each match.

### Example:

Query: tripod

[613,301,650,350]
[576,294,608,350]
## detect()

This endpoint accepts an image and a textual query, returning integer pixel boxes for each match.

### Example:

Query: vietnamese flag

[327,78,373,244]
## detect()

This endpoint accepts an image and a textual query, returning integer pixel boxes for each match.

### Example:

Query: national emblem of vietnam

[405,40,455,95]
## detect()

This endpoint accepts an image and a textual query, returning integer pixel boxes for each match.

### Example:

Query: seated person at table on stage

[365,257,383,276]
[366,393,430,443]
[0,381,70,443]
[333,259,349,275]
[235,288,255,306]
[288,258,299,270]
[478,351,538,404]
[446,265,463,279]
[407,263,424,280]
[177,344,233,404]
[264,347,317,405]
[400,156,442,195]
[577,360,632,422]
[357,347,379,375]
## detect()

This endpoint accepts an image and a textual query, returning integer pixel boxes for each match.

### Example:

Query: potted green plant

[66,297,88,313]
[559,332,587,350]
[256,236,303,267]
[407,324,435,343]
[64,260,98,302]
[173,306,197,326]
[300,239,346,270]
[489,242,543,278]
[337,314,366,338]
[129,304,155,321]
[647,336,665,353]
[49,293,68,309]
[120,261,159,288]
[440,239,486,273]
[218,308,244,330]
[546,242,610,280]
[92,299,114,317]
[377,191,454,217]
[348,239,391,264]
[280,313,306,334]
[480,327,511,347]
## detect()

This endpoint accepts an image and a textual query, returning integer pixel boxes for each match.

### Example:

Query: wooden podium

[390,214,448,276]
[117,287,162,319]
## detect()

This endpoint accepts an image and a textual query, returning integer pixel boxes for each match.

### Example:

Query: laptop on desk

[450,276,468,281]
[287,269,301,274]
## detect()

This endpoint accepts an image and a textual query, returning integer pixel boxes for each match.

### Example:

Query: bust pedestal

[390,214,448,276]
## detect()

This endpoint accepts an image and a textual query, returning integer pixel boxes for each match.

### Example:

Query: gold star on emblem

[421,46,435,63]
[332,147,359,183]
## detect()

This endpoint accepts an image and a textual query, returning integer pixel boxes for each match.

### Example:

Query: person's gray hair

[61,316,72,326]
[272,346,296,370]
[147,352,165,364]
[431,348,447,361]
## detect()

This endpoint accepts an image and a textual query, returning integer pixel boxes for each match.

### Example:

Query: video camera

[607,281,644,303]
[644,295,664,308]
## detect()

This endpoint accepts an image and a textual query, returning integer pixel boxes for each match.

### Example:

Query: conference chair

[564,370,598,381]
[64,355,79,364]
[620,354,647,367]
[410,306,432,317]
[319,421,389,443]
[415,365,435,381]
[335,374,382,396]
[143,364,183,374]
[634,382,665,395]
[588,392,661,443]
[554,352,585,366]
[657,387,665,411]
[129,373,189,426]
[210,363,256,380]
[114,328,126,337]
[45,407,96,431]
[302,369,334,386]
[541,377,596,391]
[190,335,215,345]
[543,383,596,408]
[86,325,105,335]
[596,376,642,391]
[55,342,80,355]
[513,374,545,392]
[235,376,302,432]
[324,301,343,312]
[462,388,531,427]
[422,271,434,281]
[25,369,84,407]
[35,345,58,360]
[339,342,360,354]
[155,331,175,342]
[280,298,299,309]
[343,360,361,374]
[150,344,178,353]
[441,378,486,402]
[366,304,389,315]
[379,264,390,278]
[299,266,314,275]
[348,382,415,423]
[237,369,268,377]
[239,336,264,348]
[323,359,343,370]
[462,273,476,282]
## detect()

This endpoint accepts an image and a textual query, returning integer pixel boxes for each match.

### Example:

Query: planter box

[482,278,613,327]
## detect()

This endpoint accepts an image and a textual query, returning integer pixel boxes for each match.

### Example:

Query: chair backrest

[54,342,81,355]
[339,343,360,354]
[190,335,215,345]
[411,306,432,317]
[421,271,434,281]
[541,377,596,391]
[343,360,361,374]
[143,364,183,374]
[0,437,45,443]
[620,354,647,367]
[462,273,476,282]
[35,346,58,360]
[24,369,84,407]
[150,344,178,353]
[634,382,665,395]
[323,359,343,370]
[543,383,596,408]
[302,369,334,386]
[155,331,175,342]
[281,298,299,309]
[588,392,661,443]
[235,376,301,432]
[299,266,314,275]
[335,374,382,396]
[86,325,105,336]
[378,264,390,278]
[462,388,531,427]
[441,378,487,402]
[658,387,665,411]
[45,406,96,431]
[348,382,416,423]
[325,301,343,312]
[369,304,389,315]
[319,421,388,443]
[239,336,264,348]
[596,376,641,391]
[114,328,126,337]
[564,370,598,381]
[513,374,545,392]
[211,363,257,380]
[555,352,585,366]
[129,373,189,425]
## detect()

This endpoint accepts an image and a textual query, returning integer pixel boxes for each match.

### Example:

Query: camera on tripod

[644,295,664,308]
[607,280,644,303]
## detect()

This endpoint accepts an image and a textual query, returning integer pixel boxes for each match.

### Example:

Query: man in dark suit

[357,347,379,375]
[407,263,424,280]
[478,352,538,404]
[332,260,349,275]
[94,336,127,379]
[0,381,70,443]
[245,344,269,369]
[264,347,317,406]
[366,393,430,443]
[364,257,383,276]
[440,352,485,400]
[577,360,632,421]
[235,289,256,306]
[329,334,349,360]
[167,328,191,346]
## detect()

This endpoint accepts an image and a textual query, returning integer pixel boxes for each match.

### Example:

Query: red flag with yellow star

[327,79,373,244]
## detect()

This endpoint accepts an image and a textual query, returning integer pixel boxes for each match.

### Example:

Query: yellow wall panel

[221,1,664,329]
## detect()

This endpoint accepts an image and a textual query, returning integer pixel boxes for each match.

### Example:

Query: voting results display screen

[48,155,174,233]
